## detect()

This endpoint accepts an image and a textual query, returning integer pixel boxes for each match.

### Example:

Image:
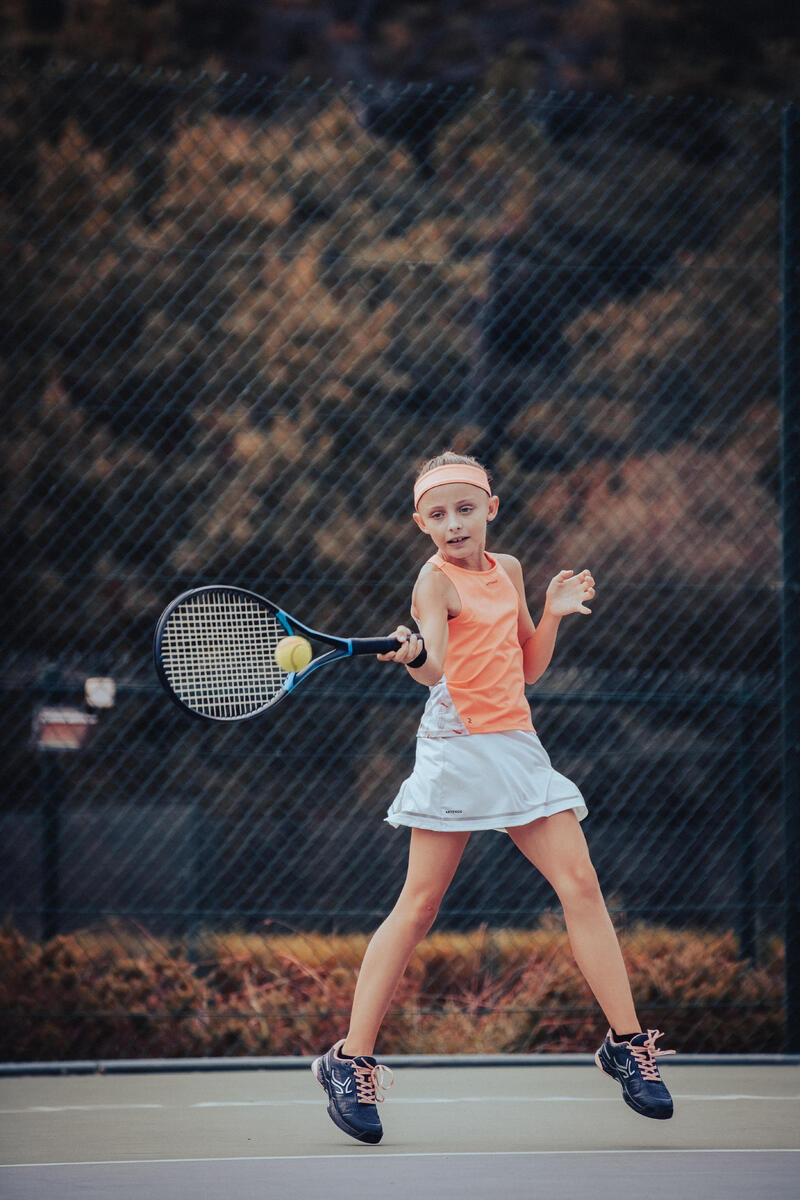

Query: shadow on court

[1,1063,798,1199]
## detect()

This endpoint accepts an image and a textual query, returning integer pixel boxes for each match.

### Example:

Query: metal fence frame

[0,66,797,1052]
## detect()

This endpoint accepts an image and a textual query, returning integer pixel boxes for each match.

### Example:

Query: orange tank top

[417,551,534,737]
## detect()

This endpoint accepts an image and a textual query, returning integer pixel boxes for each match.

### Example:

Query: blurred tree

[26,0,65,32]
[0,1,798,102]
[616,0,799,100]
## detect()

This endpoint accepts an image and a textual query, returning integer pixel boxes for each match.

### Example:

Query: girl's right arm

[377,566,450,687]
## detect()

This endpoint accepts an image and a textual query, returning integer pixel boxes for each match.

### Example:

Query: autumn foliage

[0,922,783,1060]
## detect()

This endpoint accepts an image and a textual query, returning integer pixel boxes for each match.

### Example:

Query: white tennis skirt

[385,729,587,833]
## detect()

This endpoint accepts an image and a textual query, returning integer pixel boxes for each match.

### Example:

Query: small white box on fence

[84,677,116,710]
[33,706,98,751]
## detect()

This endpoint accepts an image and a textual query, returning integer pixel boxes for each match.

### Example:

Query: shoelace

[629,1029,676,1081]
[352,1060,394,1105]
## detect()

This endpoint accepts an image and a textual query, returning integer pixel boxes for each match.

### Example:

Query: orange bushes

[0,922,784,1060]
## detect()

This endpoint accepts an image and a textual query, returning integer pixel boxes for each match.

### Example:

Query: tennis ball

[275,635,312,673]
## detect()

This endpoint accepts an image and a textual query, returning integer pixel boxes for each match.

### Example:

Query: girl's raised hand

[545,569,596,616]
[377,625,425,665]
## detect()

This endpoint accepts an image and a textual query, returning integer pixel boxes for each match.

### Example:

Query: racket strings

[160,591,286,718]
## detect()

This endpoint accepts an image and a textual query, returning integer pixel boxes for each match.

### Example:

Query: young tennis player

[312,452,675,1143]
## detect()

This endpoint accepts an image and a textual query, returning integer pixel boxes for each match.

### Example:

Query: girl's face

[413,483,499,562]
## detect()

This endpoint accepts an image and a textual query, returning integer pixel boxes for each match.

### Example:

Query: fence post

[40,753,62,942]
[781,102,800,1053]
[36,665,65,943]
[736,703,757,963]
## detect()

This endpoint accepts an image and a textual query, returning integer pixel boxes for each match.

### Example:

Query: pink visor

[414,464,492,509]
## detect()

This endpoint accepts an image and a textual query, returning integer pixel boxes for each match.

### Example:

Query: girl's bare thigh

[507,810,598,892]
[397,827,472,906]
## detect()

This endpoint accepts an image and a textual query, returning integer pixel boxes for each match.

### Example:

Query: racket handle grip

[350,636,427,668]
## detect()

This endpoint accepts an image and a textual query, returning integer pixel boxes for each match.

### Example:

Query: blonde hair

[415,451,492,489]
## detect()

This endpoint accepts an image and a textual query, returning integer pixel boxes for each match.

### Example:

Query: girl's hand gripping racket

[153,585,426,722]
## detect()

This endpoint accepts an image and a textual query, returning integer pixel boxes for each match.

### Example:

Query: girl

[312,452,674,1144]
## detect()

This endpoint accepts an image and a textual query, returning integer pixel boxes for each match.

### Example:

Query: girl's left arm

[497,556,595,686]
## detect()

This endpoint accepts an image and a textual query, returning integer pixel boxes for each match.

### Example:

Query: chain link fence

[0,64,792,1057]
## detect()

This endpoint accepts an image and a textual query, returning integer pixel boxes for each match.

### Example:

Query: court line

[0,1103,165,1113]
[2,1093,798,1115]
[3,1149,800,1169]
[192,1093,800,1106]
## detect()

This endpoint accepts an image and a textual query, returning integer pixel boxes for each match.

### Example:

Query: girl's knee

[554,862,603,907]
[395,890,442,936]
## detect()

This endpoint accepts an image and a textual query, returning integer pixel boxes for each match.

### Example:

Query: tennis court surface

[1,1060,798,1199]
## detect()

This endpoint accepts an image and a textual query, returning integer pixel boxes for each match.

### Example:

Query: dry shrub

[0,925,207,1060]
[0,921,784,1060]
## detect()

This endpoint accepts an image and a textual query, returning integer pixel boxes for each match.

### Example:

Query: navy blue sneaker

[311,1039,393,1144]
[595,1028,676,1119]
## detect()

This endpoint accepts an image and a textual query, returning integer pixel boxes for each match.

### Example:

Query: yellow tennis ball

[275,635,312,673]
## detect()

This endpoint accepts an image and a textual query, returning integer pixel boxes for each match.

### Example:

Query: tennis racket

[153,585,426,722]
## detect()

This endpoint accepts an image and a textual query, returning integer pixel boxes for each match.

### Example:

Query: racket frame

[153,585,424,722]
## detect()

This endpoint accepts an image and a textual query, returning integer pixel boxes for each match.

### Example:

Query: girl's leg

[508,811,640,1035]
[343,827,470,1057]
